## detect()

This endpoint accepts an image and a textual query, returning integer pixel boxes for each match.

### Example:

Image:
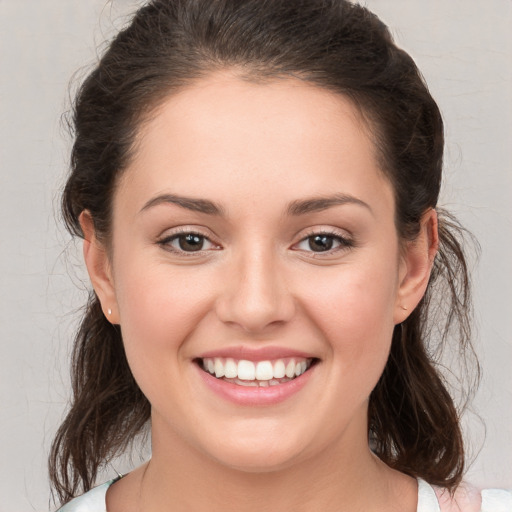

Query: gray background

[1,1,510,510]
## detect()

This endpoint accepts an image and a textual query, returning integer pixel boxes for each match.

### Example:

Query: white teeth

[237,360,255,381]
[285,360,296,378]
[201,356,313,384]
[255,361,273,380]
[225,376,292,387]
[224,358,237,378]
[233,378,258,387]
[214,359,224,378]
[273,360,286,379]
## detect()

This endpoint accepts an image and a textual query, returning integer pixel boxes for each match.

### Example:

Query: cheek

[112,255,215,370]
[300,257,399,378]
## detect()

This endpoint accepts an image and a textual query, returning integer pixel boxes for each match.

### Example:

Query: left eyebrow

[286,194,373,216]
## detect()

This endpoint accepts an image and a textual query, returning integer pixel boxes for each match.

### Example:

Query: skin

[81,72,438,512]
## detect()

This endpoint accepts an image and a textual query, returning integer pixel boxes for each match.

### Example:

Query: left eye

[295,233,351,253]
[161,233,217,253]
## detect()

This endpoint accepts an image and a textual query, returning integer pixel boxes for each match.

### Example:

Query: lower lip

[195,363,316,406]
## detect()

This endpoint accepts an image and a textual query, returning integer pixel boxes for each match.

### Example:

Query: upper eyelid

[296,226,353,240]
[158,225,217,240]
[157,226,218,246]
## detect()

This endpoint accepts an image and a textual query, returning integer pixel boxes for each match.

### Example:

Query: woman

[49,0,511,510]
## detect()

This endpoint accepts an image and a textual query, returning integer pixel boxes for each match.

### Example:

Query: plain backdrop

[0,1,511,510]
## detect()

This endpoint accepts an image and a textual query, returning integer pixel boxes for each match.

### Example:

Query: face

[88,73,425,472]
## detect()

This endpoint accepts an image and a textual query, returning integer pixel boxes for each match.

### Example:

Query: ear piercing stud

[107,308,112,315]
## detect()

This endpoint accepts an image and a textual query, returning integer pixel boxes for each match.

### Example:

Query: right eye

[158,231,219,254]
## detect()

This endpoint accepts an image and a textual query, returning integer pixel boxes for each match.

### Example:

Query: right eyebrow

[139,193,226,216]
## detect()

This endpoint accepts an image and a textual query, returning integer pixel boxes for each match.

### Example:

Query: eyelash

[157,228,220,257]
[157,228,354,257]
[293,230,355,256]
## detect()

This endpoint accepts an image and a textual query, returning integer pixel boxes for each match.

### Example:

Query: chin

[211,447,304,474]
[197,425,313,473]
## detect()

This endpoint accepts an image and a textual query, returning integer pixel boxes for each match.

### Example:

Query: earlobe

[79,211,120,324]
[394,209,438,324]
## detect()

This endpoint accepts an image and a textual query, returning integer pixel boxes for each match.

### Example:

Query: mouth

[195,357,319,387]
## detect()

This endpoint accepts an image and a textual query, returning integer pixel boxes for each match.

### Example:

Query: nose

[215,246,296,334]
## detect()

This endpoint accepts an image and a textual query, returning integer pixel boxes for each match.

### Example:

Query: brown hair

[50,0,478,504]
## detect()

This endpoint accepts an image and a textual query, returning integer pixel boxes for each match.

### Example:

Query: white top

[58,478,512,512]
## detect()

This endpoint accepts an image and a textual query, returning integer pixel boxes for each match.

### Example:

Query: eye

[159,231,219,253]
[294,232,353,253]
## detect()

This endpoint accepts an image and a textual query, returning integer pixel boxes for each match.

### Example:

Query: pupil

[309,235,333,252]
[179,234,203,251]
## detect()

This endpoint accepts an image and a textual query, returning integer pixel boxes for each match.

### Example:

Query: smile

[198,357,316,387]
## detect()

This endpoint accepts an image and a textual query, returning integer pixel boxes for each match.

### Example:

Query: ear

[394,209,438,324]
[79,211,120,324]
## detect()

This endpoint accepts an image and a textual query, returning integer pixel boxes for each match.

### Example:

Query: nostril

[213,272,296,333]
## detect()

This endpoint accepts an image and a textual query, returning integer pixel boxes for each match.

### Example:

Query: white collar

[417,478,441,512]
[59,477,446,512]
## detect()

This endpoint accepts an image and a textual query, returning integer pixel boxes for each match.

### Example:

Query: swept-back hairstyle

[50,0,477,503]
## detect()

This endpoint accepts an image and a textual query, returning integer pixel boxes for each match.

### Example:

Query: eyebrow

[140,193,225,216]
[140,192,372,217]
[286,194,373,216]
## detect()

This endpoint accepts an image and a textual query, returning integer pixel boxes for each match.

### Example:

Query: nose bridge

[216,239,295,332]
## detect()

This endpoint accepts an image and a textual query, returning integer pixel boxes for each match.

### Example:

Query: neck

[127,415,415,512]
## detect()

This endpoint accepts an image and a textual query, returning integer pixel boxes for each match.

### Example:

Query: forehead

[116,73,393,217]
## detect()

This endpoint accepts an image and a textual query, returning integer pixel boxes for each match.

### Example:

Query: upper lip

[197,346,318,362]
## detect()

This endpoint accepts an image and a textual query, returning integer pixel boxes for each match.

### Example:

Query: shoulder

[56,480,116,512]
[433,482,512,512]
